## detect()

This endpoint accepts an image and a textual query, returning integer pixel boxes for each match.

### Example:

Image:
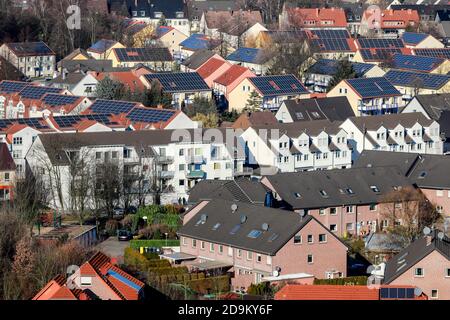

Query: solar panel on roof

[310,29,350,39]
[226,47,262,63]
[90,100,137,115]
[53,114,117,128]
[393,54,444,72]
[385,69,450,90]
[402,32,428,45]
[250,75,308,96]
[358,38,405,49]
[0,117,49,130]
[145,72,210,93]
[19,86,62,99]
[414,48,450,59]
[312,38,351,51]
[43,94,81,106]
[347,77,400,98]
[360,48,402,62]
[127,107,175,123]
[0,81,30,94]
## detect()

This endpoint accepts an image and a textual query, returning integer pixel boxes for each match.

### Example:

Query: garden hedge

[129,239,180,249]
[313,276,368,286]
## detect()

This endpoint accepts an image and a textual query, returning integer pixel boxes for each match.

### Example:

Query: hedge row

[188,276,230,294]
[124,247,149,270]
[129,239,180,249]
[151,272,206,285]
[148,266,189,276]
[147,259,171,268]
[313,276,368,286]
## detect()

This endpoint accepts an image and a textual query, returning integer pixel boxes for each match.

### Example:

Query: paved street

[95,237,129,263]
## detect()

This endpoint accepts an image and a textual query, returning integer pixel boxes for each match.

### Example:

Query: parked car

[126,206,138,214]
[118,229,132,241]
[113,207,125,217]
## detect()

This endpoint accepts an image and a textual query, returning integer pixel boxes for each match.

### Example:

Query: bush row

[314,276,368,286]
[148,266,189,276]
[129,239,180,249]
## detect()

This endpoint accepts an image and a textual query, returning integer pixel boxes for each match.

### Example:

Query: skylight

[248,230,263,239]
[294,192,301,198]
[346,188,354,195]
[212,223,221,231]
[370,185,380,193]
[319,190,328,197]
[268,233,279,242]
[418,171,427,179]
[230,224,241,235]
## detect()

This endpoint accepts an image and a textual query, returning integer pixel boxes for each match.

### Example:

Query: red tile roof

[275,284,380,300]
[197,58,229,79]
[363,9,420,29]
[94,71,145,92]
[214,65,252,86]
[286,8,347,28]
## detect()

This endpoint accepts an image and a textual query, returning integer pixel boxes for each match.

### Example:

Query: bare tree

[93,161,122,218]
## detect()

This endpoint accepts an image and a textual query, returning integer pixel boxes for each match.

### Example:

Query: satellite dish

[262,223,269,231]
[231,204,238,213]
[272,270,279,277]
[414,287,423,297]
[423,227,431,235]
[438,232,445,240]
[240,215,247,224]
[299,210,306,217]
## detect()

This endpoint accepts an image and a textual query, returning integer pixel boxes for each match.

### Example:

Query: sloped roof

[308,59,375,77]
[214,64,252,86]
[6,41,54,56]
[275,284,379,300]
[249,75,309,97]
[282,97,355,122]
[285,7,347,28]
[113,47,172,62]
[385,69,450,90]
[182,49,216,70]
[401,32,429,45]
[411,94,450,120]
[204,10,263,36]
[88,39,120,53]
[226,47,268,64]
[347,112,434,131]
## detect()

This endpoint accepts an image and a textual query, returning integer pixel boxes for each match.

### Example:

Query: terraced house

[177,199,349,292]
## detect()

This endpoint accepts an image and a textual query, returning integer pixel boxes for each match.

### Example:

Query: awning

[159,252,197,262]
[188,260,233,271]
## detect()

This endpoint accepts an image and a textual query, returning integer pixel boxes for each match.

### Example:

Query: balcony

[187,170,206,179]
[185,155,205,164]
[233,167,254,177]
[262,102,280,111]
[156,156,174,164]
[358,103,399,113]
[159,171,175,179]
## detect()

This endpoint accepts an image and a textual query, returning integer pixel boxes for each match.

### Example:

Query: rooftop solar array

[0,81,31,94]
[310,29,350,39]
[385,69,450,90]
[393,54,445,72]
[413,48,450,59]
[357,38,405,49]
[347,77,401,98]
[311,38,352,51]
[90,99,138,115]
[401,32,428,45]
[8,41,54,56]
[0,117,49,130]
[308,59,374,77]
[53,114,118,128]
[126,107,176,123]
[249,75,309,96]
[19,86,62,99]
[114,47,172,62]
[226,47,264,64]
[145,72,210,93]
[360,48,403,62]
[88,39,117,52]
[180,34,212,50]
[42,94,82,106]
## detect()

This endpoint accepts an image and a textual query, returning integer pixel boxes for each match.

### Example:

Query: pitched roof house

[232,111,278,130]
[360,9,420,36]
[0,142,15,201]
[107,47,173,70]
[401,32,444,49]
[87,39,125,60]
[280,7,347,29]
[385,69,450,97]
[391,54,450,74]
[33,251,145,300]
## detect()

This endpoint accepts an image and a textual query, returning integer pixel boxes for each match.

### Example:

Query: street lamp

[164,232,168,247]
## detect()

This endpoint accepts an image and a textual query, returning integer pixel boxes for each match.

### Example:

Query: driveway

[95,237,129,263]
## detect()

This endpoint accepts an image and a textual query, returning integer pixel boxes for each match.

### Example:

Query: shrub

[129,239,180,249]
[105,219,119,236]
[247,282,274,297]
[123,247,149,271]
[187,276,230,294]
[314,276,368,286]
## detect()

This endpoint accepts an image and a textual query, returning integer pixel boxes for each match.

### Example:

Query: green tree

[95,76,125,100]
[245,90,262,112]
[184,97,217,117]
[327,60,357,91]
[192,113,219,128]
[143,80,173,108]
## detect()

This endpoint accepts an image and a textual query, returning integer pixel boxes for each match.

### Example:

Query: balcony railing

[233,167,254,177]
[156,156,174,164]
[358,103,398,111]
[185,155,204,164]
[159,171,175,179]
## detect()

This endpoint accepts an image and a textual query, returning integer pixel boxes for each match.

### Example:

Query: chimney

[425,234,433,246]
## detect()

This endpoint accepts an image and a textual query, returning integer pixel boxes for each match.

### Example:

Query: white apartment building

[340,113,444,161]
[240,121,352,173]
[26,129,245,211]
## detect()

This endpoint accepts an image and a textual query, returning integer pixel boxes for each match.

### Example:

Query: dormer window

[132,11,137,17]
[154,12,163,19]
[80,277,92,286]
[176,11,184,18]
[140,11,146,17]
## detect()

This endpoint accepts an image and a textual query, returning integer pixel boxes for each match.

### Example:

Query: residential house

[0,41,56,79]
[226,47,271,76]
[107,47,173,70]
[177,199,349,291]
[401,32,444,49]
[91,69,150,94]
[151,25,188,60]
[390,4,448,22]
[27,129,243,207]
[57,59,116,74]
[122,19,155,47]
[327,77,402,116]
[141,72,211,109]
[384,70,450,100]
[279,7,348,30]
[412,49,450,61]
[275,97,356,123]
[232,111,278,130]
[187,0,239,34]
[228,75,310,112]
[401,94,450,152]
[33,252,145,300]
[391,54,450,74]
[87,39,125,60]
[340,113,443,160]
[261,166,414,237]
[178,33,223,61]
[111,0,190,36]
[196,58,231,88]
[241,120,352,173]
[200,10,266,48]
[187,178,270,205]
[438,21,450,46]
[304,59,385,93]
[0,143,15,201]
[56,48,91,72]
[343,2,365,35]
[383,230,450,300]
[212,64,255,109]
[275,284,427,300]
[306,29,357,61]
[50,73,99,98]
[360,9,420,37]
[181,49,224,72]
[29,94,92,118]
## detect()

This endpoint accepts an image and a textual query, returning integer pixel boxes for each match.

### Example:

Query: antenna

[262,223,269,231]
[423,226,431,235]
[240,215,247,224]
[231,203,238,213]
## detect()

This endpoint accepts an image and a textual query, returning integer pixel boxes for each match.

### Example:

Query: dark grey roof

[384,230,450,284]
[50,73,88,86]
[252,120,343,139]
[109,0,186,19]
[7,41,54,56]
[187,1,238,19]
[282,97,355,122]
[188,178,269,204]
[353,150,420,176]
[59,59,117,73]
[264,166,412,210]
[348,113,434,131]
[182,49,216,70]
[412,94,450,120]
[365,233,404,253]
[178,199,346,255]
